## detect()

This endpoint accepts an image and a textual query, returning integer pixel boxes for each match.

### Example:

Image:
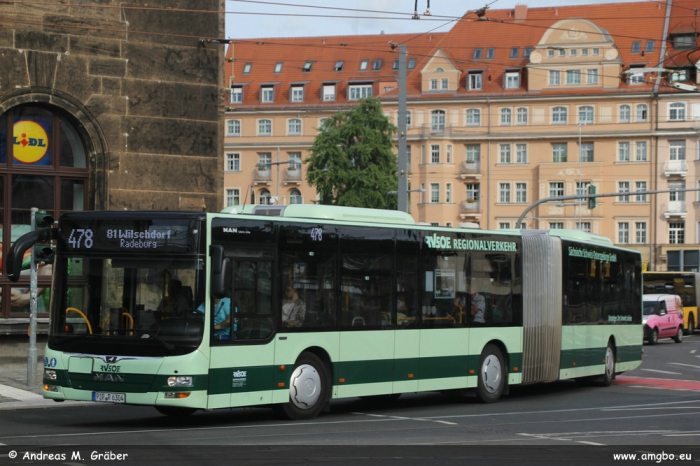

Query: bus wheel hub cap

[290,364,321,409]
[482,355,501,393]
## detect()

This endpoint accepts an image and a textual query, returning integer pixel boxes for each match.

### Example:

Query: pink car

[643,294,684,345]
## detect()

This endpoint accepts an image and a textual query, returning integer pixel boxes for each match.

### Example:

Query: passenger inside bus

[470,286,486,324]
[282,284,306,327]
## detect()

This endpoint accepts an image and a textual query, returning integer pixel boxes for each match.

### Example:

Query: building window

[225,153,240,172]
[576,222,591,233]
[466,183,479,201]
[618,222,630,244]
[260,86,274,103]
[446,145,453,164]
[334,61,344,71]
[258,152,271,169]
[504,72,520,89]
[291,86,304,102]
[466,108,481,126]
[579,106,594,124]
[670,181,685,201]
[559,49,565,57]
[570,49,578,57]
[550,222,564,229]
[645,40,655,52]
[500,108,512,125]
[473,48,483,59]
[669,222,685,244]
[548,50,555,58]
[499,144,511,163]
[581,49,588,56]
[274,62,283,73]
[431,144,440,163]
[619,142,630,162]
[631,41,641,53]
[670,140,686,160]
[243,63,252,74]
[323,84,336,101]
[408,58,416,69]
[552,143,567,162]
[486,48,495,59]
[468,73,483,90]
[288,152,301,170]
[258,189,272,205]
[349,84,373,100]
[516,183,527,203]
[431,110,446,131]
[226,188,240,207]
[360,60,368,71]
[576,181,590,203]
[636,181,647,202]
[672,35,694,49]
[226,119,241,136]
[516,107,528,125]
[516,144,527,163]
[318,118,329,131]
[446,183,452,203]
[669,102,686,121]
[499,222,511,230]
[566,70,581,85]
[636,222,647,244]
[636,104,648,122]
[636,141,647,161]
[619,105,630,123]
[430,183,440,203]
[587,69,598,84]
[430,79,438,90]
[392,59,399,70]
[523,46,532,58]
[549,70,560,86]
[552,106,567,124]
[405,111,412,128]
[577,142,593,162]
[628,67,645,84]
[510,47,519,58]
[229,87,243,104]
[372,59,382,71]
[289,188,302,204]
[441,78,449,90]
[466,145,480,163]
[549,182,564,197]
[499,183,511,203]
[258,119,272,136]
[592,48,600,56]
[288,118,302,136]
[618,181,630,202]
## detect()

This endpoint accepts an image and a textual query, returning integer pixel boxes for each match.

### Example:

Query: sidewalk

[0,358,87,410]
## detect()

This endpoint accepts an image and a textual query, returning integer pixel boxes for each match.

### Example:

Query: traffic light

[587,185,597,209]
[33,211,55,262]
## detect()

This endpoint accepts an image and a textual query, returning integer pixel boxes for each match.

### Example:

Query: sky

[224,0,645,39]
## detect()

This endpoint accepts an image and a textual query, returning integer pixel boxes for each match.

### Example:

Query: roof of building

[224,1,698,108]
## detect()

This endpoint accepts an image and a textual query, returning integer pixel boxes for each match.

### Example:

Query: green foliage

[304,98,398,209]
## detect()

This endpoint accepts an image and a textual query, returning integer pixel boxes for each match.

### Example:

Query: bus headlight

[44,370,57,380]
[167,376,193,387]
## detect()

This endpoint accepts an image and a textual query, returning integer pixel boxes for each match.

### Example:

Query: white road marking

[640,369,682,375]
[691,350,697,354]
[355,413,457,425]
[0,384,43,401]
[668,362,700,370]
[664,433,700,437]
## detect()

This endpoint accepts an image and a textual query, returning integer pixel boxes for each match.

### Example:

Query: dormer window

[631,41,641,53]
[372,59,382,71]
[228,86,243,104]
[645,40,655,52]
[392,59,399,70]
[302,61,313,72]
[243,63,252,74]
[673,34,695,49]
[523,46,532,58]
[322,84,336,101]
[335,61,344,71]
[261,87,274,103]
[627,65,645,85]
[473,48,483,59]
[274,62,283,73]
[486,48,495,59]
[360,60,369,71]
[669,69,690,82]
[504,71,520,89]
[408,58,416,69]
[468,72,483,90]
[291,85,304,102]
[510,47,519,58]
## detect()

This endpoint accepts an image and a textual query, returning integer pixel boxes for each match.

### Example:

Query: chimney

[515,4,528,22]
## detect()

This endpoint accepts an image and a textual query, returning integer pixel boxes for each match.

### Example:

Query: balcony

[663,160,688,177]
[253,168,271,185]
[459,200,481,221]
[459,160,482,180]
[663,200,686,219]
[417,124,456,137]
[283,168,302,185]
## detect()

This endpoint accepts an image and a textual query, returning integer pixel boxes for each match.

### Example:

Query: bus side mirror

[5,228,57,282]
[209,245,230,298]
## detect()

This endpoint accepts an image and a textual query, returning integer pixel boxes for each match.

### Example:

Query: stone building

[223,0,700,272]
[0,0,225,333]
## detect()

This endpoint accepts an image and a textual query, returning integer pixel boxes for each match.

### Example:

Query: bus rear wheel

[598,342,616,387]
[685,315,695,335]
[476,344,506,403]
[274,352,330,420]
[154,406,197,417]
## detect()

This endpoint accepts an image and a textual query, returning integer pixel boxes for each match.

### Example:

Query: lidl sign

[13,120,50,164]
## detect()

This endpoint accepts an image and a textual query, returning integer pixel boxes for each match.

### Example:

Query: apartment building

[224,1,700,271]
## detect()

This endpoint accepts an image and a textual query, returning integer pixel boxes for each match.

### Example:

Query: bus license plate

[92,392,125,403]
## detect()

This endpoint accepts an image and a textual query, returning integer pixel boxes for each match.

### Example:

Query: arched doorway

[0,105,89,319]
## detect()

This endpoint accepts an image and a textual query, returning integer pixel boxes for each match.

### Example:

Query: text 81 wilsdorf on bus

[6,205,643,419]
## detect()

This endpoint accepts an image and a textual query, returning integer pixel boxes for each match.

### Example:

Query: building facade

[223,1,699,271]
[0,0,225,333]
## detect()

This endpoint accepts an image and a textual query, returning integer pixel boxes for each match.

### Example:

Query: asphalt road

[1,336,699,464]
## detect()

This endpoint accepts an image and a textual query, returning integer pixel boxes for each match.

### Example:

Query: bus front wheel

[598,342,616,387]
[685,315,695,335]
[476,344,506,403]
[274,352,330,420]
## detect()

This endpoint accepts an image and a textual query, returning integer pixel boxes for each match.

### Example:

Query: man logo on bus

[13,120,49,164]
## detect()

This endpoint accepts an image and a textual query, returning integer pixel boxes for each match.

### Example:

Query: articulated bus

[7,205,642,419]
[643,272,699,335]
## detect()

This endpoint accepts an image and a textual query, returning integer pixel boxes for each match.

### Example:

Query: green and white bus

[7,205,643,419]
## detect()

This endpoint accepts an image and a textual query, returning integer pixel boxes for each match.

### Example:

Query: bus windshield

[48,253,205,356]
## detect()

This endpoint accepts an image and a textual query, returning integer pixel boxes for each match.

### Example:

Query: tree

[305,98,398,209]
